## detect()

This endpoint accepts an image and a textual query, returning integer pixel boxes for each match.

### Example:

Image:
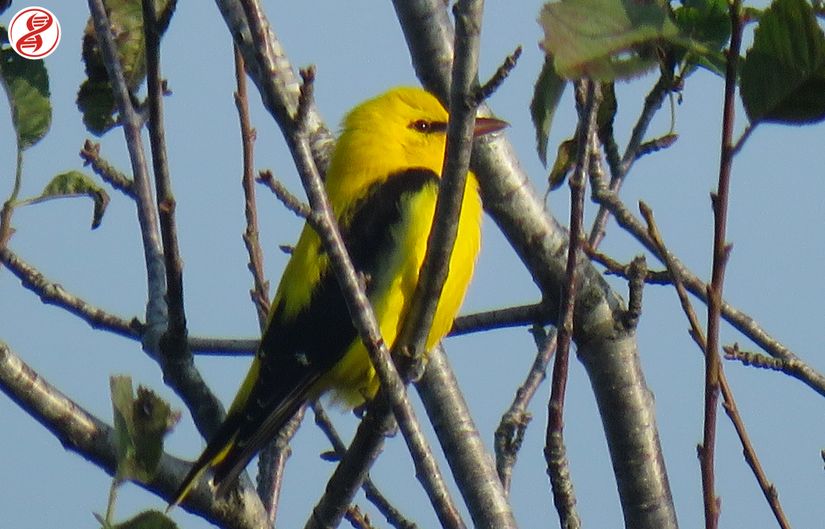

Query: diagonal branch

[589,181,825,398]
[0,341,268,529]
[312,403,418,529]
[1,247,144,339]
[640,204,792,529]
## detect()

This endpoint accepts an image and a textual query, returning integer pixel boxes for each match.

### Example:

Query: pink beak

[473,117,508,137]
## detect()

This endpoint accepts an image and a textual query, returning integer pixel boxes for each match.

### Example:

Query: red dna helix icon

[14,11,53,56]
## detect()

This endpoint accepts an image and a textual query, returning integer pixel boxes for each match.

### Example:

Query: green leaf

[131,386,179,476]
[741,0,825,124]
[530,56,567,166]
[35,171,111,229]
[673,0,731,77]
[1,27,52,149]
[539,0,683,80]
[77,0,176,135]
[111,375,136,479]
[111,510,179,529]
[109,376,179,483]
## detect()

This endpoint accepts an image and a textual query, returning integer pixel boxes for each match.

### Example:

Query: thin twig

[80,140,135,198]
[731,123,756,156]
[233,44,293,520]
[545,80,598,529]
[188,337,257,355]
[312,404,418,529]
[217,0,334,172]
[234,45,271,326]
[474,46,521,105]
[495,328,557,492]
[702,2,745,525]
[724,344,809,377]
[584,244,671,285]
[635,133,678,160]
[345,506,376,529]
[590,179,825,398]
[0,248,144,339]
[306,399,396,529]
[258,170,311,218]
[587,74,673,247]
[450,302,548,336]
[640,204,792,529]
[623,255,647,330]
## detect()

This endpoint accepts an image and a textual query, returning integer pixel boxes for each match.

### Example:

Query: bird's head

[326,87,506,205]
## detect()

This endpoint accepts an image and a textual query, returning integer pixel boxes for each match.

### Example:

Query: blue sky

[2,1,824,528]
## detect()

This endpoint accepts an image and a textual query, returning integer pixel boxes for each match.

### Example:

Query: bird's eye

[410,119,431,133]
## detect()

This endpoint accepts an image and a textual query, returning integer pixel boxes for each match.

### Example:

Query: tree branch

[640,205,792,529]
[590,179,825,398]
[545,80,600,529]
[0,341,268,529]
[702,3,745,524]
[87,0,226,443]
[393,1,678,527]
[86,0,167,348]
[233,45,271,327]
[0,247,144,339]
[312,403,418,529]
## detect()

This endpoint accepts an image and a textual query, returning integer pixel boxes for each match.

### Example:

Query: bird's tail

[168,384,311,508]
[168,413,243,509]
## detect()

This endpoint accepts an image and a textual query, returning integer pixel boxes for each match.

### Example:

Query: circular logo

[8,6,61,59]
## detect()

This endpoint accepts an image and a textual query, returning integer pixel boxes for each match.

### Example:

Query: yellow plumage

[171,87,505,506]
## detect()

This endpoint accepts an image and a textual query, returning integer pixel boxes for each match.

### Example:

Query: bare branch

[590,181,825,398]
[640,204,792,529]
[0,248,144,339]
[0,342,268,529]
[623,255,647,330]
[257,404,306,525]
[312,404,418,529]
[450,302,548,336]
[233,45,271,326]
[700,1,747,520]
[588,74,673,248]
[80,140,136,199]
[475,46,521,105]
[495,328,556,492]
[417,345,516,528]
[306,399,396,529]
[215,0,334,172]
[345,506,377,529]
[545,80,599,529]
[86,0,167,346]
[258,170,311,219]
[188,337,257,355]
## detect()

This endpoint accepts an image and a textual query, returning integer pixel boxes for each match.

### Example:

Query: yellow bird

[172,87,506,504]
